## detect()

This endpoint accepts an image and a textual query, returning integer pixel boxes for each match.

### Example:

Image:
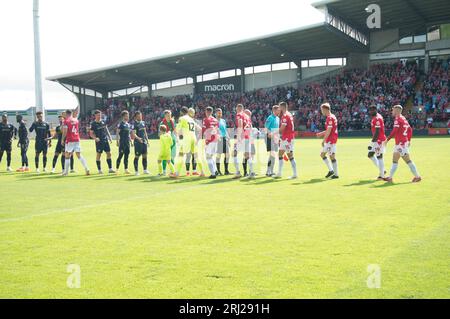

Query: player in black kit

[132,111,150,176]
[89,110,114,174]
[29,111,51,172]
[116,110,132,174]
[47,114,73,173]
[16,114,29,172]
[0,113,16,172]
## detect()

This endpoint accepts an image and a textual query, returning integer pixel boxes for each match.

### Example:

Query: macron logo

[204,84,235,92]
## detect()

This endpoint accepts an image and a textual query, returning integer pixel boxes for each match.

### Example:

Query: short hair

[279,102,287,109]
[236,104,244,109]
[369,105,377,110]
[65,109,72,116]
[134,111,142,117]
[320,103,331,110]
[58,115,63,119]
[216,108,222,113]
[16,114,23,121]
[206,106,213,112]
[94,110,101,115]
[272,105,279,111]
[36,111,43,116]
[164,109,171,115]
[121,110,129,117]
[2,113,7,118]
[393,105,403,110]
[181,106,189,115]
[159,125,167,133]
[188,107,195,115]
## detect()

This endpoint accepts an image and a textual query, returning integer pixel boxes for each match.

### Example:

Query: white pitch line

[0,183,205,223]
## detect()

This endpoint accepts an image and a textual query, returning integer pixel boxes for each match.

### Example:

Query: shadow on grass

[371,181,411,188]
[301,178,328,185]
[344,179,378,187]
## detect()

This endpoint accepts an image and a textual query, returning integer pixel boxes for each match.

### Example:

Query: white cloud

[0,0,323,110]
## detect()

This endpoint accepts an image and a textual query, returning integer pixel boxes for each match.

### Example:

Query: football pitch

[0,137,449,299]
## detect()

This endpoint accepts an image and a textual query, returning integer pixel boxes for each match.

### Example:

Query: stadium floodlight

[33,0,44,118]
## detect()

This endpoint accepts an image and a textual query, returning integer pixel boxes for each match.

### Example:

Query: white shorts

[393,143,409,156]
[234,139,251,153]
[280,139,294,152]
[205,141,218,156]
[322,142,336,155]
[368,141,386,157]
[65,142,81,153]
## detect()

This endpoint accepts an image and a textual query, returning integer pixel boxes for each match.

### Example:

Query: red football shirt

[371,113,386,143]
[235,112,251,140]
[281,111,295,142]
[64,117,80,143]
[325,114,338,144]
[389,115,410,145]
[202,116,219,144]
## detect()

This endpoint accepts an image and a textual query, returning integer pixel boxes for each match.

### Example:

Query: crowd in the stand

[79,60,450,136]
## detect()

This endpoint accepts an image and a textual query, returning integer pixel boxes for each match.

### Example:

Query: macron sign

[196,76,241,94]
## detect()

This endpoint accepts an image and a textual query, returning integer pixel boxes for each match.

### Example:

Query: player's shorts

[95,140,111,154]
[216,137,230,154]
[0,142,12,152]
[119,143,130,155]
[205,141,218,156]
[55,142,64,154]
[393,143,409,156]
[322,142,337,155]
[35,140,48,153]
[234,139,251,153]
[158,150,171,161]
[266,136,279,152]
[179,137,197,154]
[280,139,294,152]
[134,141,148,156]
[368,141,385,157]
[65,142,81,153]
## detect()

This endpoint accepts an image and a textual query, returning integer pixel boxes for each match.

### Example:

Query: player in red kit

[274,101,297,179]
[232,104,252,179]
[316,103,339,179]
[202,106,219,179]
[368,105,387,180]
[61,107,90,176]
[385,105,421,183]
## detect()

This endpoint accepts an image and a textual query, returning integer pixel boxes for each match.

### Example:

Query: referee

[215,108,230,175]
[264,105,280,177]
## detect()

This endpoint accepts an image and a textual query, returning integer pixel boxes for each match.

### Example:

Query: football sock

[52,155,58,168]
[377,157,385,177]
[331,159,338,176]
[233,156,239,174]
[248,158,254,174]
[216,162,221,173]
[158,162,163,174]
[43,155,47,168]
[96,160,101,171]
[142,158,147,171]
[278,157,284,176]
[269,155,276,174]
[162,160,167,171]
[0,151,3,162]
[70,156,74,170]
[390,162,398,178]
[79,156,89,171]
[407,161,420,177]
[192,156,196,171]
[106,158,112,169]
[290,158,297,176]
[116,153,123,169]
[35,156,39,169]
[322,157,333,172]
[207,158,215,175]
[64,158,70,174]
[61,155,65,169]
[369,156,379,168]
[176,157,183,174]
[123,154,129,169]
[167,162,175,174]
[243,159,248,175]
[224,160,229,173]
[134,157,139,172]
[7,153,11,167]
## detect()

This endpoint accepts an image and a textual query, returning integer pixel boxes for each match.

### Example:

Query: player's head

[94,109,101,121]
[36,111,43,122]
[392,104,403,117]
[272,104,280,116]
[16,114,23,123]
[205,106,213,117]
[236,104,244,113]
[164,109,172,120]
[121,110,129,122]
[320,103,331,116]
[188,107,196,118]
[65,109,72,118]
[2,113,7,123]
[279,101,288,114]
[159,124,167,134]
[244,109,251,117]
[180,106,189,116]
[368,105,378,117]
[61,111,67,119]
[58,115,64,124]
[134,111,142,121]
[216,108,223,119]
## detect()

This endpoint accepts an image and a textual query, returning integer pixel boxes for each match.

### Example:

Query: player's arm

[386,122,399,143]
[105,126,113,143]
[116,127,120,146]
[61,125,67,146]
[279,121,286,135]
[372,127,380,143]
[46,125,52,147]
[29,122,35,133]
[176,121,184,140]
[45,131,57,141]
[236,118,244,140]
[317,126,332,146]
[143,125,149,143]
[89,127,99,142]
[73,105,80,119]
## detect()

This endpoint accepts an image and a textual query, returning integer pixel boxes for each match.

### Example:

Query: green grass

[0,137,449,298]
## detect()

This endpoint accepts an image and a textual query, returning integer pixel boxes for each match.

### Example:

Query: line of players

[0,101,421,182]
